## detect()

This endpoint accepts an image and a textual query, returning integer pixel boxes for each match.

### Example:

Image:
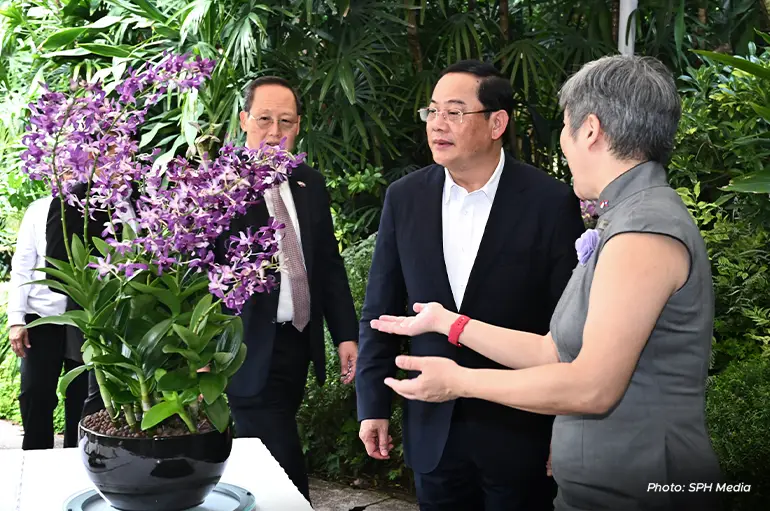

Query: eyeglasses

[418,107,495,124]
[247,112,298,130]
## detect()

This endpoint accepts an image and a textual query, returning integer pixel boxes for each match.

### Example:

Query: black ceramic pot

[78,420,233,511]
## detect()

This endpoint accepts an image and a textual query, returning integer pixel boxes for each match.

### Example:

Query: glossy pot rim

[79,419,231,442]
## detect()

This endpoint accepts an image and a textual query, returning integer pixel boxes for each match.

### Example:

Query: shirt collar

[443,148,505,205]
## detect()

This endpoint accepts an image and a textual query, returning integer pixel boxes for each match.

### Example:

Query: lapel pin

[599,200,609,209]
[297,181,306,188]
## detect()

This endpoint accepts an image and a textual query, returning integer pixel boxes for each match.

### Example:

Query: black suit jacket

[223,163,358,399]
[355,154,585,473]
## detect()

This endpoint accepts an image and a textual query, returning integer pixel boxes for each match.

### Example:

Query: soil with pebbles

[82,408,215,438]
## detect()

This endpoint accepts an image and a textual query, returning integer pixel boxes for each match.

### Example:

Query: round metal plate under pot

[62,482,257,511]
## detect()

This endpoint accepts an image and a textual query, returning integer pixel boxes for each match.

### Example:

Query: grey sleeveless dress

[549,162,722,511]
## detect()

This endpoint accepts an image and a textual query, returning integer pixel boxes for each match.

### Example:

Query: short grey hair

[558,55,681,164]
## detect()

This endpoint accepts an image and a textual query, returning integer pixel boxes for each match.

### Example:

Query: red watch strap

[448,315,471,347]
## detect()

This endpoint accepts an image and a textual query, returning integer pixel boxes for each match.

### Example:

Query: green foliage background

[0,0,768,504]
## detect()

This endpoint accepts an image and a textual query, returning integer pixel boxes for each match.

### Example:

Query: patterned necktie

[271,187,311,331]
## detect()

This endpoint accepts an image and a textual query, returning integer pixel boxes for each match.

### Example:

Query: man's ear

[239,111,248,133]
[491,111,509,141]
[295,115,302,137]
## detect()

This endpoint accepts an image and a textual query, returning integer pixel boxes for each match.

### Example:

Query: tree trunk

[500,0,510,41]
[469,0,477,10]
[611,0,620,44]
[405,0,423,72]
[759,0,770,30]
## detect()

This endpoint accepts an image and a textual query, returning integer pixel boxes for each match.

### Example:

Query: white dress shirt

[442,148,505,309]
[7,196,68,326]
[264,181,305,323]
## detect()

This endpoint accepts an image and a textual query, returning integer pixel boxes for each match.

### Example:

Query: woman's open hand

[370,302,453,337]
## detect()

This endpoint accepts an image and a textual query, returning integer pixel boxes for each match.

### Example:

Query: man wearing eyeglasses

[222,76,359,503]
[356,60,585,510]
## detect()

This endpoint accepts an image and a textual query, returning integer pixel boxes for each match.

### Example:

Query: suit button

[271,318,277,324]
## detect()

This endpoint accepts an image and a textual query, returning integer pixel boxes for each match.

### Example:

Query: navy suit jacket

[218,163,358,399]
[355,154,585,473]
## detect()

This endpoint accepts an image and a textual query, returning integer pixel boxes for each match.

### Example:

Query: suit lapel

[422,167,457,313]
[289,167,313,283]
[460,157,526,312]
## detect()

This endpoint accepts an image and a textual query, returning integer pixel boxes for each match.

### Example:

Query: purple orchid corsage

[575,229,600,265]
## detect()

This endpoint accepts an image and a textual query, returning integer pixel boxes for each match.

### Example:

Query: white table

[0,438,312,511]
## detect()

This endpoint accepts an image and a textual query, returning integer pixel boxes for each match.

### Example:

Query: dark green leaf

[41,27,87,50]
[190,293,212,333]
[212,352,234,366]
[159,273,180,296]
[78,43,133,58]
[674,0,685,62]
[129,294,157,319]
[180,389,199,404]
[141,401,179,430]
[153,25,179,39]
[36,266,84,294]
[751,103,770,122]
[221,343,247,378]
[57,365,87,396]
[723,171,770,193]
[28,279,89,308]
[92,301,118,329]
[134,0,168,23]
[172,324,203,352]
[26,314,81,329]
[91,353,142,373]
[44,256,73,274]
[156,369,197,391]
[203,396,230,433]
[71,235,89,270]
[96,278,122,311]
[179,279,210,300]
[137,318,174,357]
[91,238,111,257]
[694,50,770,80]
[199,372,227,405]
[161,345,201,362]
[129,282,181,316]
[199,324,223,348]
[112,390,139,405]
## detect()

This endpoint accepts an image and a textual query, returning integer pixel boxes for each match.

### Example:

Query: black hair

[439,60,514,118]
[243,76,303,115]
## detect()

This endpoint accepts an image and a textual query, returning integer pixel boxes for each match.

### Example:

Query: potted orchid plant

[20,52,302,510]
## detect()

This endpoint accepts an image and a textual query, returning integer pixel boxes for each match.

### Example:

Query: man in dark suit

[355,60,586,510]
[223,76,359,502]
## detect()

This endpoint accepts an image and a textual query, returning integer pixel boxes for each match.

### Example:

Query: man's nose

[267,119,282,137]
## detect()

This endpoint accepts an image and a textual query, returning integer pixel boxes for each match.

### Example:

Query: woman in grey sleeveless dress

[368,55,722,511]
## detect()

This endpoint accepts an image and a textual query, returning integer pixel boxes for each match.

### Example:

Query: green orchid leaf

[57,365,87,397]
[172,324,203,352]
[199,372,227,405]
[161,345,201,363]
[129,282,181,316]
[141,400,180,430]
[203,395,230,433]
[137,318,174,356]
[156,369,197,391]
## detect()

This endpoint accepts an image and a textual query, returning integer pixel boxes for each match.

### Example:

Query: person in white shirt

[355,60,586,511]
[8,195,88,450]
